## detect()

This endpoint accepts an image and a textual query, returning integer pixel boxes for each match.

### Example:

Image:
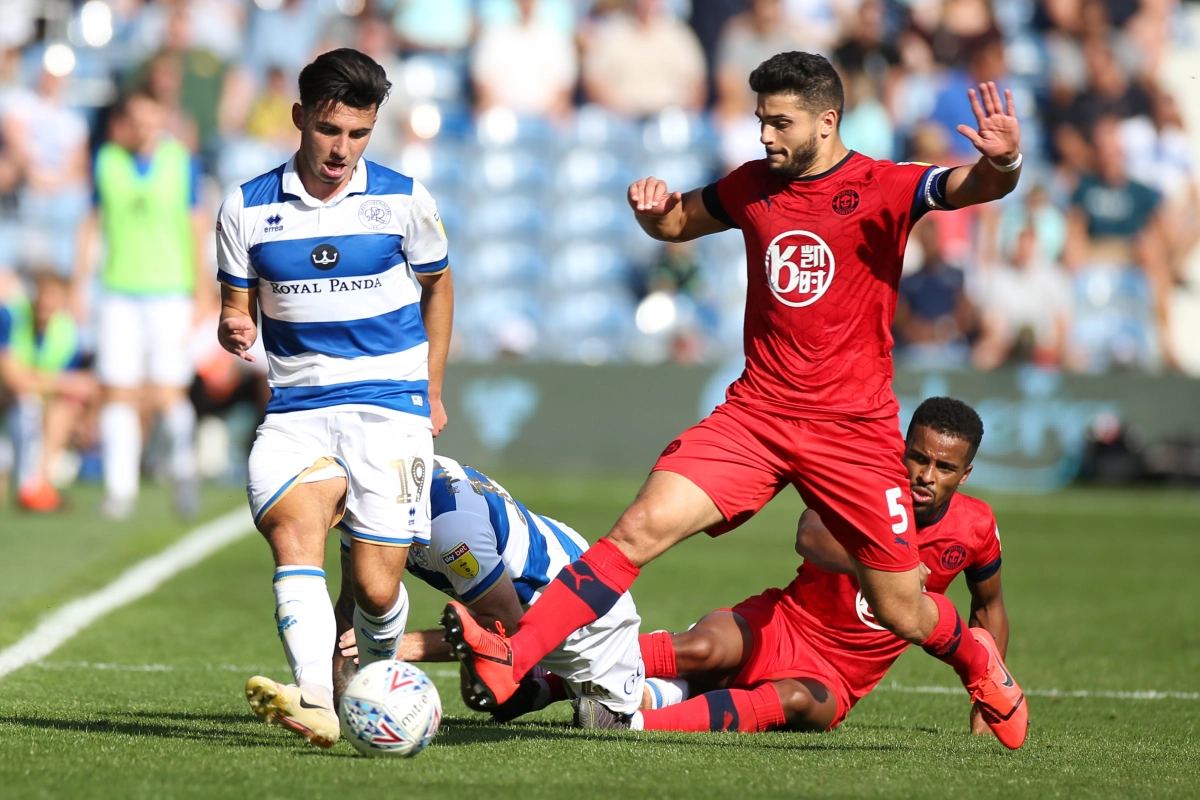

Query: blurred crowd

[0,0,1199,509]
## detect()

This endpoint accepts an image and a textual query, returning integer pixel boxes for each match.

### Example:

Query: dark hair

[298,48,391,115]
[908,397,985,462]
[748,51,844,124]
[110,90,159,118]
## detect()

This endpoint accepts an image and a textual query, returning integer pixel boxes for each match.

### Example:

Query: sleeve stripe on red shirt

[964,556,1002,583]
[702,182,739,229]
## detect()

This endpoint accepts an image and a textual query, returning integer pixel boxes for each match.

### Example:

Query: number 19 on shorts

[390,457,427,504]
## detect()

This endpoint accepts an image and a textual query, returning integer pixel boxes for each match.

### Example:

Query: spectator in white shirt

[472,0,579,119]
[973,225,1075,371]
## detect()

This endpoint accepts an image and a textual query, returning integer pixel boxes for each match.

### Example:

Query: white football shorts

[248,408,433,547]
[96,293,195,389]
[540,591,645,715]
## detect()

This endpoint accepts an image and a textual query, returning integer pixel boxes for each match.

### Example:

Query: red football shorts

[652,401,919,572]
[730,590,852,730]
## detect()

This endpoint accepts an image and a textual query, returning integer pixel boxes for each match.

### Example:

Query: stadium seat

[546,241,631,292]
[456,238,546,288]
[550,195,629,240]
[1070,267,1161,373]
[542,289,636,363]
[640,108,718,154]
[636,153,716,197]
[565,104,641,152]
[554,147,632,196]
[455,287,543,360]
[475,108,556,150]
[468,193,547,238]
[476,149,553,193]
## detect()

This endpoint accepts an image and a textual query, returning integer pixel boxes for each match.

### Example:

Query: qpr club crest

[359,199,392,230]
[764,229,835,307]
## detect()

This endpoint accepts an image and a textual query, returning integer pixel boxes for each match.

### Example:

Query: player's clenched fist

[628,177,682,216]
[219,315,258,362]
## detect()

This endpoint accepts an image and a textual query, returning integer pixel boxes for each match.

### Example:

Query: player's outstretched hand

[218,314,258,362]
[628,177,683,217]
[956,81,1020,164]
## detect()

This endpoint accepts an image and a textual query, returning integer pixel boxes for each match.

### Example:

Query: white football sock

[353,582,410,668]
[645,677,689,709]
[100,402,141,503]
[161,399,197,482]
[630,710,645,730]
[273,566,336,707]
[12,397,43,487]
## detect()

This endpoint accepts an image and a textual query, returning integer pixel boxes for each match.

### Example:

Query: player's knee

[672,631,723,673]
[871,602,925,644]
[352,579,400,618]
[607,503,666,558]
[774,681,814,726]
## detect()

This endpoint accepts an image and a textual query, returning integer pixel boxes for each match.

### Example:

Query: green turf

[0,478,1197,799]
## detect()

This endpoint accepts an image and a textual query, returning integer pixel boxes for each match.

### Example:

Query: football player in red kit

[576,397,1013,738]
[443,52,1028,748]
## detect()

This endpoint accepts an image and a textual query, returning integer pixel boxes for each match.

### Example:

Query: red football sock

[921,592,989,686]
[511,538,640,679]
[640,684,787,733]
[639,632,678,679]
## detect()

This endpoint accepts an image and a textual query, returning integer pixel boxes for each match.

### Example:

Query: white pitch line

[0,507,256,682]
[25,662,1200,702]
[876,681,1199,701]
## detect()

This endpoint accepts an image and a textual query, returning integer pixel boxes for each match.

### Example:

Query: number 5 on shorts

[885,487,908,534]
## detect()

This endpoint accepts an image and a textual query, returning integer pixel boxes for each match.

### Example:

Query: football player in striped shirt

[215,49,453,748]
[332,455,647,723]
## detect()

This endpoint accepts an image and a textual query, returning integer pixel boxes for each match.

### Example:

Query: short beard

[766,131,820,179]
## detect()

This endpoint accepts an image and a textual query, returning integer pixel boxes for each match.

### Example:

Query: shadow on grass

[431,717,904,752]
[0,710,283,748]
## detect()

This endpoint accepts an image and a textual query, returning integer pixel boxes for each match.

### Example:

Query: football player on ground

[332,455,646,723]
[577,397,1013,736]
[444,51,1029,748]
[215,49,454,747]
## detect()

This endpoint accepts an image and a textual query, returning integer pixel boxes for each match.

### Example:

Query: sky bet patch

[441,543,480,579]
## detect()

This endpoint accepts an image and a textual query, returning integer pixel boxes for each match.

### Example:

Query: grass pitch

[0,478,1197,799]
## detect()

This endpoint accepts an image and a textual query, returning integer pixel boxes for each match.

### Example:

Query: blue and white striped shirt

[215,156,449,423]
[403,456,587,606]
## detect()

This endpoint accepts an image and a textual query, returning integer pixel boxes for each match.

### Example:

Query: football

[338,660,442,758]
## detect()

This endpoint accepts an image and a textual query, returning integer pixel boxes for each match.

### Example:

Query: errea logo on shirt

[764,230,835,307]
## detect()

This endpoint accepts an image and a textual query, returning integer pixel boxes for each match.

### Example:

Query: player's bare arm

[795,510,931,585]
[943,82,1022,208]
[628,180,730,243]
[795,509,857,574]
[418,268,453,436]
[217,282,258,363]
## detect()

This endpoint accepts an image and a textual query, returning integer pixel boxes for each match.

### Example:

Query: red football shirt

[706,152,950,419]
[781,492,1002,707]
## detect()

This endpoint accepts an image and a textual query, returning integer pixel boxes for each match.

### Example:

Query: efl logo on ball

[764,230,835,307]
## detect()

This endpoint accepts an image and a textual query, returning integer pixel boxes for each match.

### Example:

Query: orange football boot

[441,601,520,708]
[968,627,1029,749]
[18,480,62,513]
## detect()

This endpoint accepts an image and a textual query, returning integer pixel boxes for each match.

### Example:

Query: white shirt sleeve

[404,179,450,274]
[215,189,257,289]
[427,510,506,604]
